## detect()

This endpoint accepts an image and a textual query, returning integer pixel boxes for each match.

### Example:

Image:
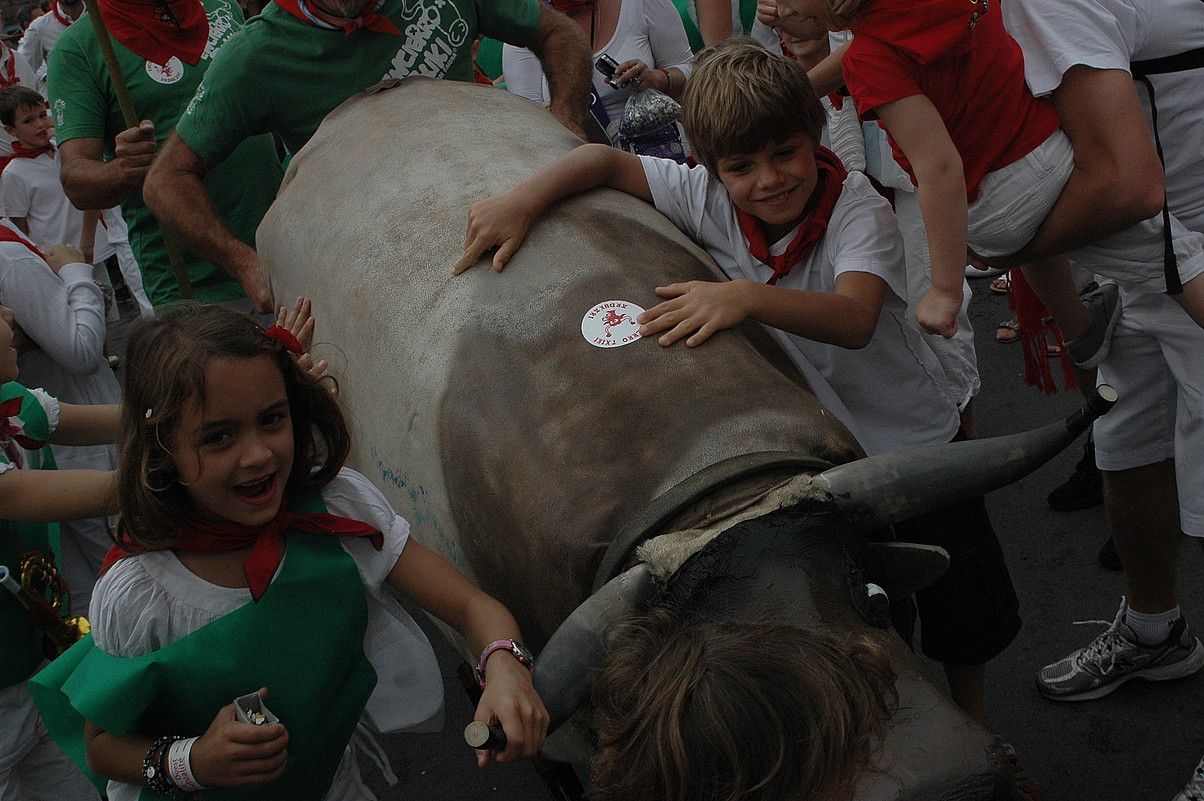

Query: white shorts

[1092,288,1204,537]
[967,129,1073,260]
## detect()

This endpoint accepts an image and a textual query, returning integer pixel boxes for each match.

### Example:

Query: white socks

[1124,604,1181,645]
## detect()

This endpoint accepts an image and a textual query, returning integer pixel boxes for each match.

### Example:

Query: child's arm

[873,95,966,339]
[0,468,116,521]
[638,271,885,348]
[80,210,99,264]
[52,402,120,446]
[386,537,548,767]
[453,144,653,274]
[85,692,288,788]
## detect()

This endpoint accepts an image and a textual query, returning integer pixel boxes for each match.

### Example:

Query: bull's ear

[862,542,950,598]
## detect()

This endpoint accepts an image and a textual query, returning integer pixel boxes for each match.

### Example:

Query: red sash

[734,146,848,285]
[0,47,19,89]
[273,0,400,36]
[102,503,384,602]
[0,224,47,260]
[96,0,210,67]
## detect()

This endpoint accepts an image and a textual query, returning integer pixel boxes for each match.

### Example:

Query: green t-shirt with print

[47,0,284,309]
[175,0,541,162]
[1,382,57,689]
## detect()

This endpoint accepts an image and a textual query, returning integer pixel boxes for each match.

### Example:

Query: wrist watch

[475,639,535,688]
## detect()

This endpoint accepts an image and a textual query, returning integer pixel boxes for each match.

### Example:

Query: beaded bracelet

[142,735,200,799]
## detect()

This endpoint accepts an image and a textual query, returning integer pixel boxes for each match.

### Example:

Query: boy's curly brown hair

[589,610,897,801]
[682,39,827,176]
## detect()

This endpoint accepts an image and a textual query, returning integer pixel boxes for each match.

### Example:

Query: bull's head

[533,387,1116,800]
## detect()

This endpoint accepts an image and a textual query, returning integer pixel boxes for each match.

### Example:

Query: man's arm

[808,41,849,97]
[59,122,158,210]
[526,4,592,141]
[696,0,733,45]
[143,133,272,312]
[1004,66,1164,263]
[454,144,651,273]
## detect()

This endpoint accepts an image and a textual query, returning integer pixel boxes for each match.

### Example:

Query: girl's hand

[454,190,538,274]
[638,280,751,347]
[915,286,962,339]
[190,689,289,787]
[473,655,549,767]
[45,244,87,274]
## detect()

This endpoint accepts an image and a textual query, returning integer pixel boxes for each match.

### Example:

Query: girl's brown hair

[590,610,897,801]
[116,303,349,549]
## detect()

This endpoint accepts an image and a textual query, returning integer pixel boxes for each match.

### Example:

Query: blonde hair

[590,610,897,801]
[116,304,350,549]
[682,39,826,175]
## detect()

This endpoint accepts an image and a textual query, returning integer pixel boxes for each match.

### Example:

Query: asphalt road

[109,276,1202,800]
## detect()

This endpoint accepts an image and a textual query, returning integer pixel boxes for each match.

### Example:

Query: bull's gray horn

[813,384,1117,531]
[533,563,658,732]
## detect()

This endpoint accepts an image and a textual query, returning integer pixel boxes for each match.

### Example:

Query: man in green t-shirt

[48,0,285,311]
[143,0,592,312]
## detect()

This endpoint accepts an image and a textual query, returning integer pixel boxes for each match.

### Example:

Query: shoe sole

[1037,639,1204,702]
[1070,288,1124,370]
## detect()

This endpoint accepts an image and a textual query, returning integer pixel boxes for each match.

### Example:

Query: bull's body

[258,78,1018,799]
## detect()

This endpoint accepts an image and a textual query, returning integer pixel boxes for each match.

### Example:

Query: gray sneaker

[1036,601,1204,701]
[1065,282,1123,369]
[1173,754,1204,801]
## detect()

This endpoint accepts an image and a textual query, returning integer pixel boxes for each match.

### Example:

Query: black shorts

[892,492,1021,666]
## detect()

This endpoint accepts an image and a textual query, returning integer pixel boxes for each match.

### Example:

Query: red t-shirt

[842,0,1059,201]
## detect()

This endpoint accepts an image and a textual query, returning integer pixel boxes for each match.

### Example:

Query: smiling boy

[457,39,1019,723]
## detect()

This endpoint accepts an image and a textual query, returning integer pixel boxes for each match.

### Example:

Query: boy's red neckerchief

[735,146,848,285]
[95,0,210,67]
[273,0,400,36]
[0,224,47,260]
[101,504,383,601]
[0,396,48,450]
[265,324,303,355]
[0,141,54,178]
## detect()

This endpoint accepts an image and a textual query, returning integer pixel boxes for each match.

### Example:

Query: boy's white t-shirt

[1004,0,1204,232]
[640,156,959,456]
[1,149,115,261]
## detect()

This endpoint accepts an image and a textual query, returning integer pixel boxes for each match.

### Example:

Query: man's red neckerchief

[101,504,384,602]
[96,0,210,66]
[0,47,19,89]
[51,0,78,26]
[734,146,848,285]
[273,0,400,36]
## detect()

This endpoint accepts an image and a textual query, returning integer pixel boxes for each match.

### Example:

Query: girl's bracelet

[661,68,675,95]
[142,735,200,799]
[167,736,206,793]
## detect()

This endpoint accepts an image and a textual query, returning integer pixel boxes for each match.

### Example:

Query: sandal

[990,274,1011,294]
[996,319,1020,343]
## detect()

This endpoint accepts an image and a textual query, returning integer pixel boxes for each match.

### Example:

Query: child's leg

[1020,255,1093,340]
[944,663,985,724]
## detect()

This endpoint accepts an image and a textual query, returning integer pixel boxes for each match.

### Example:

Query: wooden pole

[83,0,193,300]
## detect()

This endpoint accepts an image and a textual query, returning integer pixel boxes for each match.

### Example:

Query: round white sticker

[146,57,185,85]
[581,300,645,348]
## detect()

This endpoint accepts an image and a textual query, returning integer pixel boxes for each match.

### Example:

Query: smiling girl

[31,303,547,801]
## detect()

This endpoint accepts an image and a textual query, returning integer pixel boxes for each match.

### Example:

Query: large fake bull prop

[258,78,1112,800]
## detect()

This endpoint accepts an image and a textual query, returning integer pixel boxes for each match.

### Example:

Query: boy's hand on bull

[455,191,537,275]
[915,286,962,339]
[190,690,289,787]
[473,653,549,767]
[639,280,751,347]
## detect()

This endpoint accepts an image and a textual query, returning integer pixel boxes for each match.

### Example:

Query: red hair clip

[265,325,304,356]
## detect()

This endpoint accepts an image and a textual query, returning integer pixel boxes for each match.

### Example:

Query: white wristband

[166,736,205,792]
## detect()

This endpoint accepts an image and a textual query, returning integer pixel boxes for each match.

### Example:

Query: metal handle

[463,721,507,751]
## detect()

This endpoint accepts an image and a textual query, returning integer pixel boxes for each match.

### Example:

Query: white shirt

[0,46,38,158]
[91,468,444,801]
[1,150,115,261]
[641,157,959,456]
[1004,0,1204,232]
[503,0,694,137]
[17,3,78,91]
